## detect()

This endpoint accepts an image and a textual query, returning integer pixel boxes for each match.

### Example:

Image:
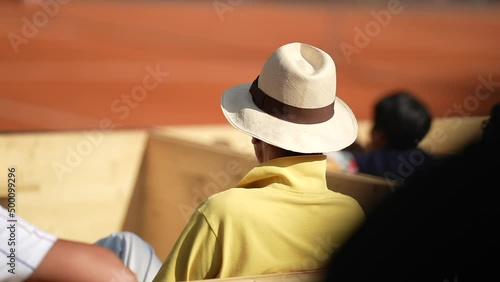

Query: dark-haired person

[153,42,365,282]
[328,91,434,183]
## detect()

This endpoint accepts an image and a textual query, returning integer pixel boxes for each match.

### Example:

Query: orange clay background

[1,1,499,132]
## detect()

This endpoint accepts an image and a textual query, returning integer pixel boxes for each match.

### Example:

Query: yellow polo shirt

[153,155,364,282]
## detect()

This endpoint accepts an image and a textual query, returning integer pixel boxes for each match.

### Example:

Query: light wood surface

[186,269,326,282]
[0,129,148,242]
[418,116,488,155]
[327,170,394,213]
[356,116,488,155]
[154,115,489,157]
[125,132,258,259]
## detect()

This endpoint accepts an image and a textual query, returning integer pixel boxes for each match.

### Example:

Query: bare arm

[26,239,137,282]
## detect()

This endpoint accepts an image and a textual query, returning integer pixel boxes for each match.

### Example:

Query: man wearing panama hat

[153,42,365,282]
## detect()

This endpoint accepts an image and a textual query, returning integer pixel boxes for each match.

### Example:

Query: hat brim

[221,83,358,153]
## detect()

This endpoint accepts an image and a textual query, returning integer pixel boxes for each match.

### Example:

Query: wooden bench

[186,269,326,282]
[356,116,488,156]
[327,170,395,213]
[123,132,258,259]
[0,129,148,243]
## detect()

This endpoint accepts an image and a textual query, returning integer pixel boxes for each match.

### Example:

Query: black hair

[373,91,432,150]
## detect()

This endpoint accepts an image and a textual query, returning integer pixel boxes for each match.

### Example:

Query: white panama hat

[221,42,358,153]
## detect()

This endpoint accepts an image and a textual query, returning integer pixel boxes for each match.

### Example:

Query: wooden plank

[327,170,394,213]
[186,269,326,282]
[356,116,489,155]
[419,116,488,155]
[152,125,255,156]
[132,132,258,259]
[154,114,489,159]
[0,129,148,242]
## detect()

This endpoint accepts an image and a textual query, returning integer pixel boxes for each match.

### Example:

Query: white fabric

[96,231,162,282]
[0,206,57,282]
[221,42,358,153]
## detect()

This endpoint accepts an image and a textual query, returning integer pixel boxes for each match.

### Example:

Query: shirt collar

[235,154,328,192]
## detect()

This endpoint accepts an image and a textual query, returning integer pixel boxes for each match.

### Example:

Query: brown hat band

[249,76,335,124]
